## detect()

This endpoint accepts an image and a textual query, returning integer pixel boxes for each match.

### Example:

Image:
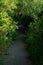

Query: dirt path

[3,34,32,65]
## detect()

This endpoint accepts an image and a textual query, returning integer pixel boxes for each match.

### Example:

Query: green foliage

[0,1,18,64]
[0,0,43,65]
[14,0,43,17]
[0,0,18,64]
[14,0,43,28]
[23,0,43,65]
[25,18,43,65]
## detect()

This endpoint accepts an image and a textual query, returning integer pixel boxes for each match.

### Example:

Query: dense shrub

[23,0,43,65]
[25,18,43,65]
[0,11,18,53]
[0,0,43,65]
[0,1,18,64]
[0,0,18,57]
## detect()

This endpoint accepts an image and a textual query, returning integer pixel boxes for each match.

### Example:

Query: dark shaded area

[38,11,43,18]
[14,14,34,33]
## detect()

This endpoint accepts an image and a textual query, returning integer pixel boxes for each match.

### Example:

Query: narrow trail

[3,34,32,65]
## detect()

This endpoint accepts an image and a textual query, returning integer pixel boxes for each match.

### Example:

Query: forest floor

[3,34,32,65]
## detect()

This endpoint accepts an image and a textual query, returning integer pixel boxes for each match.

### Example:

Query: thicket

[0,0,43,65]
[14,0,43,65]
[24,0,43,65]
[0,0,18,64]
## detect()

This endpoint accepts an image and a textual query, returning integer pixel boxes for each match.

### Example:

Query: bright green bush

[0,11,17,53]
[0,1,18,64]
[0,0,18,54]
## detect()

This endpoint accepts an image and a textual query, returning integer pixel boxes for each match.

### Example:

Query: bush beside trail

[25,18,43,65]
[0,1,18,64]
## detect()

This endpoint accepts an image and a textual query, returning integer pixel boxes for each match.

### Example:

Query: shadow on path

[3,34,32,65]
